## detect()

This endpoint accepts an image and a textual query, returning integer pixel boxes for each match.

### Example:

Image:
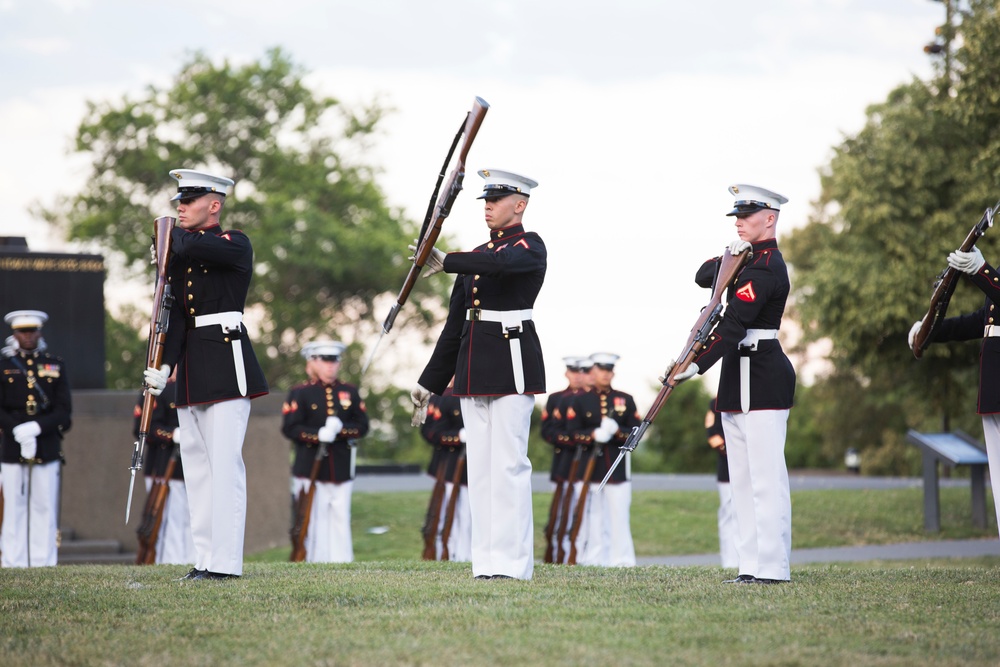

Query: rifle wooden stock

[912,201,999,359]
[421,463,449,560]
[290,442,328,562]
[543,480,564,564]
[126,216,175,523]
[555,447,582,564]
[567,450,598,566]
[379,97,490,337]
[439,451,466,562]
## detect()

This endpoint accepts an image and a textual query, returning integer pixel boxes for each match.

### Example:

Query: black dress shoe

[474,575,492,580]
[177,568,207,581]
[201,571,240,580]
[722,574,756,584]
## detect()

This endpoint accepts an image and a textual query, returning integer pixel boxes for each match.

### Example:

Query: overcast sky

[0,0,945,406]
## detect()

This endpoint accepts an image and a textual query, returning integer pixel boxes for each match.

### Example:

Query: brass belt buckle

[467,308,482,321]
[25,398,38,416]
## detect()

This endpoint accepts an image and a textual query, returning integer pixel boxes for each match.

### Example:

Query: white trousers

[1,460,60,568]
[178,398,250,576]
[159,480,196,565]
[435,482,472,562]
[291,477,354,563]
[722,410,791,581]
[460,394,535,580]
[980,414,1000,536]
[578,481,636,567]
[717,481,739,569]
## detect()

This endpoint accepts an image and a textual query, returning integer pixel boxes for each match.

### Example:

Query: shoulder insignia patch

[736,281,756,302]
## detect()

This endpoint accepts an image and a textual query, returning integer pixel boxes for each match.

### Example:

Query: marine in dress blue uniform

[282,341,369,563]
[0,310,71,568]
[909,241,1000,537]
[144,169,269,580]
[564,353,640,566]
[675,184,796,584]
[420,385,471,562]
[411,168,546,580]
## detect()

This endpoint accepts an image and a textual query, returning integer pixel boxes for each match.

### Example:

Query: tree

[783,1,1000,472]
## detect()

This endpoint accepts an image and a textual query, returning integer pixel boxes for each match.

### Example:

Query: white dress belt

[985,325,1000,338]
[192,311,247,396]
[738,328,779,414]
[465,308,533,394]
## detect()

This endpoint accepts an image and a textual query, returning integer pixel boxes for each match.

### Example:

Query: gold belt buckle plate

[25,398,38,416]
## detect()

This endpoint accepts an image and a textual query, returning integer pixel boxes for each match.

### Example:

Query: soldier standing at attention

[0,310,72,568]
[674,184,796,584]
[282,341,369,563]
[410,168,546,581]
[579,352,640,567]
[143,169,269,581]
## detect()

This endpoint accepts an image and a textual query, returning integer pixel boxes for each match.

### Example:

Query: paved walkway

[638,538,1000,567]
[357,472,1000,564]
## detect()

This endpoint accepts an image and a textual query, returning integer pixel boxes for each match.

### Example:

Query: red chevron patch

[736,282,756,302]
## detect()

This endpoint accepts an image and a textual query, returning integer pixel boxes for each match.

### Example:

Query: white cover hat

[301,340,346,359]
[726,183,788,216]
[476,168,538,199]
[4,309,48,329]
[170,168,235,201]
[590,352,620,369]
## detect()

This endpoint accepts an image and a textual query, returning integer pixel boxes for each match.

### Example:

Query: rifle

[912,200,1000,358]
[135,446,178,565]
[543,478,564,564]
[555,445,582,564]
[421,460,448,560]
[597,247,753,492]
[361,97,490,376]
[126,216,175,524]
[438,449,466,561]
[290,441,329,562]
[567,446,599,565]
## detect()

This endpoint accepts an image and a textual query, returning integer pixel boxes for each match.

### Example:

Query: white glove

[144,364,170,396]
[672,362,700,383]
[410,384,431,426]
[600,416,619,437]
[592,428,613,444]
[149,243,156,264]
[908,320,923,350]
[172,428,181,443]
[729,239,752,256]
[12,421,41,444]
[408,241,446,277]
[20,437,37,461]
[459,428,467,443]
[947,247,985,275]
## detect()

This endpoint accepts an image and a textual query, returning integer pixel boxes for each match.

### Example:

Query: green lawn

[2,486,998,666]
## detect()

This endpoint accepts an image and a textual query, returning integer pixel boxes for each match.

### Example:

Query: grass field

[2,486,999,666]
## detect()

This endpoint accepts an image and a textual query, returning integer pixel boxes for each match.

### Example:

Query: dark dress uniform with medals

[0,310,71,567]
[282,341,368,562]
